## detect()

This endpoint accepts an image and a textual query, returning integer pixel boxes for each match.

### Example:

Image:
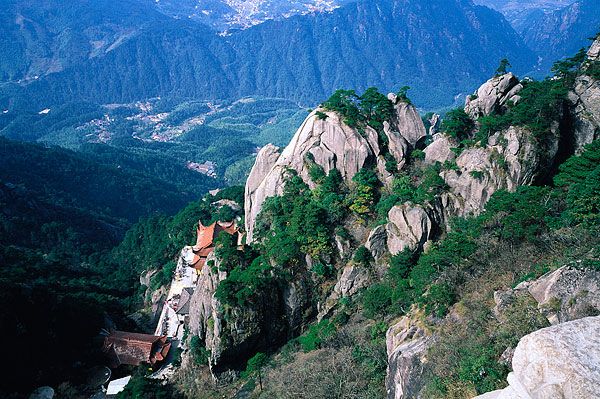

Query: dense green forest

[0,137,237,396]
[0,138,212,223]
[0,134,244,396]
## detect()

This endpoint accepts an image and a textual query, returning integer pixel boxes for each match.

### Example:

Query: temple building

[103,331,171,368]
[190,220,243,272]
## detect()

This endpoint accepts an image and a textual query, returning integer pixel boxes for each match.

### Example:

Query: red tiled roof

[103,331,170,367]
[191,221,240,271]
[197,248,214,257]
[108,331,163,344]
[194,221,238,251]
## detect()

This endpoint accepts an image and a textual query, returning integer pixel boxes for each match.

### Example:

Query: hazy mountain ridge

[0,0,535,110]
[520,0,600,69]
[474,0,600,71]
[2,5,600,396]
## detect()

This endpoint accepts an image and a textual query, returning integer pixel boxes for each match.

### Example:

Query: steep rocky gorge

[181,40,600,397]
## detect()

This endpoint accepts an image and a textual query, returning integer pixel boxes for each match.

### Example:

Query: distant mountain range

[1,0,539,110]
[519,0,600,69]
[475,0,600,69]
[475,0,574,18]
[0,0,598,111]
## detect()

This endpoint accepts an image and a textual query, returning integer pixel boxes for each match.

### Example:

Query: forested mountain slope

[519,0,600,70]
[0,137,226,397]
[476,0,600,72]
[155,38,600,398]
[4,32,600,399]
[0,138,214,225]
[1,0,534,109]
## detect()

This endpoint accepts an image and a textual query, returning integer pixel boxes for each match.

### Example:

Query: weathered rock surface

[386,317,431,399]
[188,253,268,379]
[283,276,314,336]
[334,234,352,261]
[244,111,378,242]
[587,39,600,61]
[365,225,388,260]
[567,39,600,153]
[442,124,557,217]
[473,316,600,399]
[245,103,424,242]
[150,285,168,321]
[244,144,281,243]
[386,204,434,255]
[188,253,225,338]
[388,95,427,147]
[140,269,157,287]
[465,73,523,119]
[384,121,410,171]
[570,75,600,153]
[318,264,370,320]
[189,252,304,379]
[428,113,441,136]
[423,133,455,165]
[516,265,600,325]
[570,41,600,153]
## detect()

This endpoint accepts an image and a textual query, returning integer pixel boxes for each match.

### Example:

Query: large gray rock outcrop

[474,316,600,399]
[442,125,557,217]
[465,73,523,119]
[188,253,225,338]
[189,252,307,380]
[244,111,378,242]
[283,276,313,336]
[188,253,269,380]
[318,264,370,319]
[428,113,441,136]
[569,40,600,153]
[386,204,434,255]
[388,94,427,147]
[587,38,600,60]
[386,317,431,399]
[245,105,422,242]
[423,133,455,165]
[365,225,388,260]
[570,75,600,153]
[515,265,600,325]
[384,121,410,171]
[244,144,281,243]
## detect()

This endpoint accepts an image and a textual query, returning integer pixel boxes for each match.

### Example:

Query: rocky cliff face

[570,40,600,153]
[386,204,436,255]
[385,317,432,399]
[245,101,426,243]
[383,51,600,397]
[495,264,600,326]
[382,75,560,256]
[443,123,556,216]
[187,41,600,393]
[188,252,292,380]
[465,73,523,119]
[474,316,600,399]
